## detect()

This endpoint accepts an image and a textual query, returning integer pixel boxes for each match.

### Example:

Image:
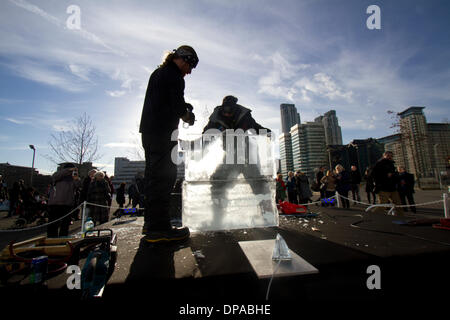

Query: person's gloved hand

[185,103,193,112]
[182,104,195,126]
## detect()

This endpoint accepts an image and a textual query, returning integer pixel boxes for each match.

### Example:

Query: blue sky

[0,0,449,176]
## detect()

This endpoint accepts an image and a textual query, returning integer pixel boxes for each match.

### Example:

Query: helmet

[174,45,199,69]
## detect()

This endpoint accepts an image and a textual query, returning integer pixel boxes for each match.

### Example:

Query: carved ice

[181,131,278,231]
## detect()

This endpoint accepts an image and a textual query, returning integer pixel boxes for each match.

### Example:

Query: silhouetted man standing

[139,45,198,242]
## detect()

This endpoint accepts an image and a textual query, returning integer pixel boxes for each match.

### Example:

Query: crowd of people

[0,166,137,236]
[0,175,48,226]
[0,151,422,239]
[45,164,123,237]
[275,150,417,215]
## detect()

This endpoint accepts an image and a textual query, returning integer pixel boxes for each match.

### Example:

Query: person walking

[285,171,298,204]
[371,151,404,216]
[397,166,416,213]
[335,164,351,209]
[350,165,362,204]
[139,45,198,242]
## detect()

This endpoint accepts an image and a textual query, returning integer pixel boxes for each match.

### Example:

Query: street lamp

[29,144,35,187]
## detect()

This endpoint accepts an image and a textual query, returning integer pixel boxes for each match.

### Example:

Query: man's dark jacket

[202,104,270,133]
[316,171,324,184]
[139,61,190,135]
[371,158,398,193]
[350,170,362,185]
[398,172,415,194]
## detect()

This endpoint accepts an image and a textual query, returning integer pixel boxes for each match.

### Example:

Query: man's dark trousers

[142,133,177,231]
[47,205,72,238]
[399,192,416,213]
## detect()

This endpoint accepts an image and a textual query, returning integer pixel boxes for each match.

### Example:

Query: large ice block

[182,131,278,231]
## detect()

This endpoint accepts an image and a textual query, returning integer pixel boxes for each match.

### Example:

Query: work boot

[145,226,190,243]
[141,222,148,235]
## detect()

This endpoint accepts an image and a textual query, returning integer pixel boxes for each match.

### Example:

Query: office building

[280,104,301,134]
[398,107,432,177]
[315,110,343,145]
[112,157,146,190]
[112,154,186,191]
[328,139,384,175]
[279,133,293,176]
[0,163,52,194]
[377,106,450,189]
[376,133,407,169]
[290,122,327,179]
[427,123,450,175]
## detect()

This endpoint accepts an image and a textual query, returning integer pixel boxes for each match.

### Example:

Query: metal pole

[30,148,35,187]
[444,193,449,219]
[336,191,341,208]
[81,201,87,236]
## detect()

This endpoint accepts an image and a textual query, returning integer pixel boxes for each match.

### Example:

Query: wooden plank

[238,239,319,279]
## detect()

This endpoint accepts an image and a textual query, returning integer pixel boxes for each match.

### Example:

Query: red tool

[277,201,308,214]
[432,218,450,231]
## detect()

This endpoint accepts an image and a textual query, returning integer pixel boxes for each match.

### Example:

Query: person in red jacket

[276,174,287,203]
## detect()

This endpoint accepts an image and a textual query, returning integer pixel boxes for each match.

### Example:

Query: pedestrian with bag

[320,171,337,207]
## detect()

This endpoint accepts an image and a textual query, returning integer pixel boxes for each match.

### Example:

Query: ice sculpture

[272,233,292,261]
[181,130,279,231]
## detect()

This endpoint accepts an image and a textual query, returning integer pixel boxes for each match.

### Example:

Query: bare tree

[46,113,101,165]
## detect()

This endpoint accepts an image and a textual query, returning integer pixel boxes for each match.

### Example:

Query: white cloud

[5,117,26,124]
[257,52,310,102]
[294,72,353,103]
[106,90,126,97]
[68,64,91,82]
[7,61,86,92]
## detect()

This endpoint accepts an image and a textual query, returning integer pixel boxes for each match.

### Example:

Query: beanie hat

[222,95,238,114]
